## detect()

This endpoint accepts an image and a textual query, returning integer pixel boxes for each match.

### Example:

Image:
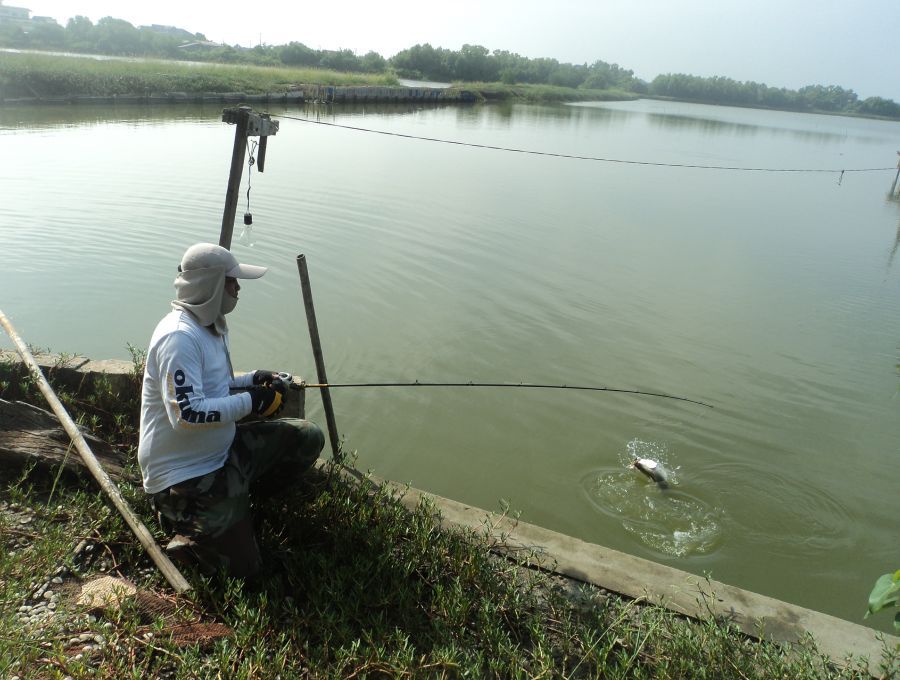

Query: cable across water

[272,113,895,175]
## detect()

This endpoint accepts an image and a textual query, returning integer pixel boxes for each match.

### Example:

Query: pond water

[1,98,898,631]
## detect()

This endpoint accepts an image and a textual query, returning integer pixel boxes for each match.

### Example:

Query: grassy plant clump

[0,52,639,103]
[457,81,640,103]
[0,353,895,678]
[0,52,398,99]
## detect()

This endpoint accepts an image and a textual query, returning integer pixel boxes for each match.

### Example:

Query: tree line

[2,15,897,118]
[391,43,642,91]
[649,73,900,119]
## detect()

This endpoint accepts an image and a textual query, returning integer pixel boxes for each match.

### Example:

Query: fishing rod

[287,379,713,409]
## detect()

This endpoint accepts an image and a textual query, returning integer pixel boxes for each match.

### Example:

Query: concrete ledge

[0,350,136,394]
[385,482,898,674]
[0,350,91,371]
[0,86,475,107]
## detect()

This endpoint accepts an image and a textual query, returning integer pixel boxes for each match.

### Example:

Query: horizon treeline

[2,14,898,118]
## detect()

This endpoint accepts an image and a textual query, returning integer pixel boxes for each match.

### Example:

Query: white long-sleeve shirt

[138,309,254,493]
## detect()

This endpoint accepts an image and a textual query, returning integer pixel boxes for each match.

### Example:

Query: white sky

[18,0,900,101]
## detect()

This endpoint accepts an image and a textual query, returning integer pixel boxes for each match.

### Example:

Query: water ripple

[580,439,724,558]
[690,462,856,557]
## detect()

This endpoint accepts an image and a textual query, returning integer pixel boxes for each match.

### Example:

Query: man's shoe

[165,534,218,576]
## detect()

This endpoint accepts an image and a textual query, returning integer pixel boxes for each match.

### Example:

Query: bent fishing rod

[286,379,713,409]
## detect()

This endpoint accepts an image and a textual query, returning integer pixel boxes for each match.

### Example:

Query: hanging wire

[271,112,895,175]
[246,139,258,214]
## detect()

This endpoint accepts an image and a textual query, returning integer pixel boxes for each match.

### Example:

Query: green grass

[0,354,896,678]
[0,52,399,99]
[457,81,639,103]
[0,52,640,104]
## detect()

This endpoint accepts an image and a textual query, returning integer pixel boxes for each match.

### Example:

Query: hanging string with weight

[240,140,258,244]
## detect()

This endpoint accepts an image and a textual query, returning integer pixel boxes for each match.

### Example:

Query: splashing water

[623,438,679,485]
[581,438,722,557]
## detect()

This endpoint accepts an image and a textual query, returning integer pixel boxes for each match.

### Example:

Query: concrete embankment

[1,351,896,674]
[390,484,897,675]
[0,84,477,107]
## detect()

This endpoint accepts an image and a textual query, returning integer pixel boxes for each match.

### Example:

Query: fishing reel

[274,372,304,391]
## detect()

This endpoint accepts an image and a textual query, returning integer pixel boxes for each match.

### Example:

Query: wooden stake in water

[296,254,341,460]
[0,309,191,594]
[891,152,900,197]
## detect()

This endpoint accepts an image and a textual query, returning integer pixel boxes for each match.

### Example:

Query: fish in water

[632,458,670,489]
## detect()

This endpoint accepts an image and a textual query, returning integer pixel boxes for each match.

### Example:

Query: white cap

[180,242,267,279]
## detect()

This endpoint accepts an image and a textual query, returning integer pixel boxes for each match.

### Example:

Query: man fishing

[138,242,325,578]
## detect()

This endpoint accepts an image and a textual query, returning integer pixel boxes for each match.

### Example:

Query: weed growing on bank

[0,52,398,99]
[0,52,639,104]
[0,354,895,678]
[457,81,639,103]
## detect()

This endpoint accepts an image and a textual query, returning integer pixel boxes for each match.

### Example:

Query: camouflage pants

[150,418,325,576]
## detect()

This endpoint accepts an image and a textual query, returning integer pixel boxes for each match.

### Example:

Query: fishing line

[245,139,258,215]
[297,380,714,408]
[271,113,895,175]
[240,139,259,243]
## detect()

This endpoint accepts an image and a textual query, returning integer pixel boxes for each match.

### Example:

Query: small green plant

[866,570,900,631]
[126,342,146,379]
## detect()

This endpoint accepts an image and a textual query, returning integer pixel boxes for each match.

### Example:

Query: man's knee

[281,418,325,467]
[299,420,325,460]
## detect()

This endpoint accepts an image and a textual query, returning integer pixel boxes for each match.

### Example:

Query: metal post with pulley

[216,107,344,459]
[219,106,279,249]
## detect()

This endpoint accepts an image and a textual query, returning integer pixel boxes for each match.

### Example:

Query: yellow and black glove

[253,369,294,391]
[252,370,279,386]
[248,386,284,418]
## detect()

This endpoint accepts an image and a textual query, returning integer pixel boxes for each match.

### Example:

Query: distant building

[0,4,60,28]
[0,4,30,24]
[177,40,224,51]
[142,24,204,41]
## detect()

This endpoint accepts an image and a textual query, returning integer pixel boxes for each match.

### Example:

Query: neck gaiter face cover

[171,266,231,335]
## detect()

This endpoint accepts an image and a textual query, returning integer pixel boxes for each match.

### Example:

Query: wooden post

[219,107,279,249]
[257,135,268,173]
[296,254,341,460]
[891,153,900,197]
[0,309,192,594]
[219,106,251,250]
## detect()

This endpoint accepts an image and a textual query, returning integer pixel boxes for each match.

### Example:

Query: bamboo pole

[0,309,191,594]
[296,255,341,460]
